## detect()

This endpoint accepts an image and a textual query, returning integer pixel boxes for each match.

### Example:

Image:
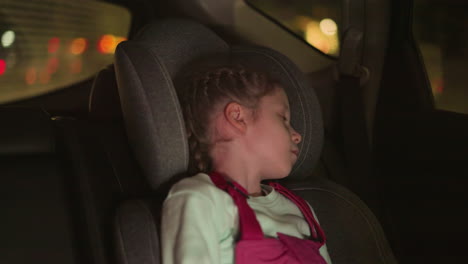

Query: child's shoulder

[169,172,213,191]
[166,173,227,201]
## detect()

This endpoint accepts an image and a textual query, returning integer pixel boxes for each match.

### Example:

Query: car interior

[1,0,467,264]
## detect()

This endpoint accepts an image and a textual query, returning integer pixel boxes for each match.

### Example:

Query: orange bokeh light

[25,67,37,85]
[98,34,116,54]
[97,34,126,54]
[115,37,127,43]
[48,37,60,53]
[70,58,82,74]
[70,38,87,55]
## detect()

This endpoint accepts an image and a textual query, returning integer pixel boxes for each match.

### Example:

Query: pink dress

[209,172,328,264]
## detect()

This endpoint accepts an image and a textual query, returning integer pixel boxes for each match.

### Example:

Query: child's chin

[271,169,292,180]
[262,165,293,180]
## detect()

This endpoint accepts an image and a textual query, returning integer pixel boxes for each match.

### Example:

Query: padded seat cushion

[288,178,397,264]
[115,19,230,189]
[115,19,324,187]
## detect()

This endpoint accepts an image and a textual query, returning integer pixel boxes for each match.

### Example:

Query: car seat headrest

[88,65,122,120]
[114,19,229,189]
[114,19,323,189]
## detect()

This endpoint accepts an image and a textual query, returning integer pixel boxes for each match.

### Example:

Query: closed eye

[278,112,290,123]
[281,115,289,123]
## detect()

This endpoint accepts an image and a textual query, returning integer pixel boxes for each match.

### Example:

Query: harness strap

[209,172,264,240]
[269,182,326,245]
[209,172,325,244]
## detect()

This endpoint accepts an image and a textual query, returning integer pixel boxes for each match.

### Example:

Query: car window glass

[245,0,340,58]
[413,0,468,114]
[0,0,130,104]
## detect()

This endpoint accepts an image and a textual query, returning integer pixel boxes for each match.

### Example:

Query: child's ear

[224,102,249,134]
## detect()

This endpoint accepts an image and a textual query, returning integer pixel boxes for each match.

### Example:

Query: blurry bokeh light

[47,57,59,74]
[48,37,61,53]
[70,58,82,74]
[39,69,51,84]
[116,36,127,43]
[306,21,330,53]
[0,59,6,75]
[25,67,37,85]
[98,34,116,54]
[305,21,339,55]
[319,18,337,36]
[97,34,126,54]
[70,38,87,55]
[1,30,15,48]
[0,0,132,104]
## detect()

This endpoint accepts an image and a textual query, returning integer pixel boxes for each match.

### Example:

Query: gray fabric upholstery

[131,19,230,78]
[288,175,398,264]
[115,200,160,264]
[114,18,323,187]
[114,19,229,189]
[88,65,122,120]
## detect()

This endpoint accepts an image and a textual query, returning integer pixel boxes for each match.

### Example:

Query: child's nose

[291,128,302,144]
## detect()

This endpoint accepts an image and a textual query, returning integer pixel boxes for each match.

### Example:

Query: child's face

[245,87,302,180]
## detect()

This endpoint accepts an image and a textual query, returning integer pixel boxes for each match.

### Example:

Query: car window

[0,0,130,104]
[245,0,340,58]
[413,0,468,114]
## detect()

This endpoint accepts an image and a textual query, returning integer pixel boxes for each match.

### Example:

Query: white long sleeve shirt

[161,173,332,264]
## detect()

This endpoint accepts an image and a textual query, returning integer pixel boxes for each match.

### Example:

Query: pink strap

[209,172,264,240]
[209,172,325,244]
[269,182,326,245]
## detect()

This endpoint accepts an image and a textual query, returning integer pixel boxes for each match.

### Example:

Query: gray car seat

[113,19,398,264]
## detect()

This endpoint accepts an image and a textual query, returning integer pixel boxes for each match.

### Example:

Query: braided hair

[179,65,278,174]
